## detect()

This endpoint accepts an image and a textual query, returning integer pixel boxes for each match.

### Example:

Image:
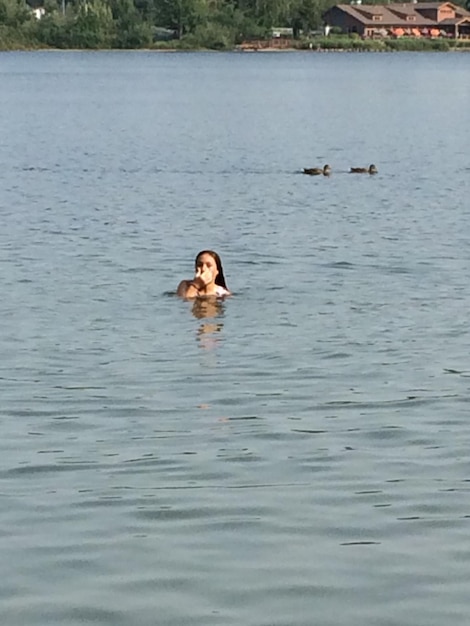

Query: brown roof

[440,16,470,24]
[412,2,459,9]
[389,4,421,14]
[329,1,470,26]
[332,4,433,26]
[415,2,470,16]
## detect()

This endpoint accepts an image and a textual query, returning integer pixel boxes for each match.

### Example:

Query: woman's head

[195,250,227,289]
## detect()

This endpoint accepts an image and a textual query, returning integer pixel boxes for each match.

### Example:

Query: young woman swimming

[177,250,231,299]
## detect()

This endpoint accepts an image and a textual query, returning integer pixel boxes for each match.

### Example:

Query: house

[271,27,295,38]
[32,6,46,19]
[323,2,470,38]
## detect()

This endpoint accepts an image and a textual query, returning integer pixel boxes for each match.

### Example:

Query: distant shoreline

[2,47,470,52]
[2,40,470,53]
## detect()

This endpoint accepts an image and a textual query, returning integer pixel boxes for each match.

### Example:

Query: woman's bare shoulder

[177,279,192,297]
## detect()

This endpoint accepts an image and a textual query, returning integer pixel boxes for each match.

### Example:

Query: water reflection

[192,298,224,349]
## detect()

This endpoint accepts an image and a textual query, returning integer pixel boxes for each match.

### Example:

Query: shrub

[184,21,234,49]
[329,26,343,35]
[453,38,470,48]
[385,37,450,51]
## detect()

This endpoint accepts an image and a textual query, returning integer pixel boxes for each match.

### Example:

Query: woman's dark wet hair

[195,250,228,290]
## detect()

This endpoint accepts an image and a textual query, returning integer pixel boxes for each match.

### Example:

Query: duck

[303,164,331,176]
[350,164,378,174]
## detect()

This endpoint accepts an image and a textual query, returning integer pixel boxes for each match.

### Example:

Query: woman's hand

[193,266,213,289]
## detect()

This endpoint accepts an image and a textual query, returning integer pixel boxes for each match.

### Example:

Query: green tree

[109,0,152,47]
[68,0,114,47]
[34,11,69,46]
[155,0,208,38]
[253,0,294,27]
[0,0,32,27]
[291,0,326,33]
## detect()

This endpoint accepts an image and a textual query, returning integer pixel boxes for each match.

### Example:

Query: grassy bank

[296,34,470,52]
[100,33,470,51]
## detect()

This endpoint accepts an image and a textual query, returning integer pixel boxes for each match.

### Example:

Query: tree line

[1,0,328,49]
[1,0,469,49]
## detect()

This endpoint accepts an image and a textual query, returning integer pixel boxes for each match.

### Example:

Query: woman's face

[195,253,219,283]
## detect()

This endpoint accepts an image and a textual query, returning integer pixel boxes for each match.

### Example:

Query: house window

[406,15,416,21]
[372,15,382,21]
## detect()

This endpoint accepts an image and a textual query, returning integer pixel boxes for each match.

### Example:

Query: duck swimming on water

[350,164,378,174]
[303,164,331,176]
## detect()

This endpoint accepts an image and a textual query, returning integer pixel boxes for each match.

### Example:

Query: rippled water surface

[1,50,470,626]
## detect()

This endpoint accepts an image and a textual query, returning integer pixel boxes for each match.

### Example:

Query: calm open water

[1,50,470,626]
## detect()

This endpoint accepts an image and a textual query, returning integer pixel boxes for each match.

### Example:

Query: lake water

[1,49,470,626]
